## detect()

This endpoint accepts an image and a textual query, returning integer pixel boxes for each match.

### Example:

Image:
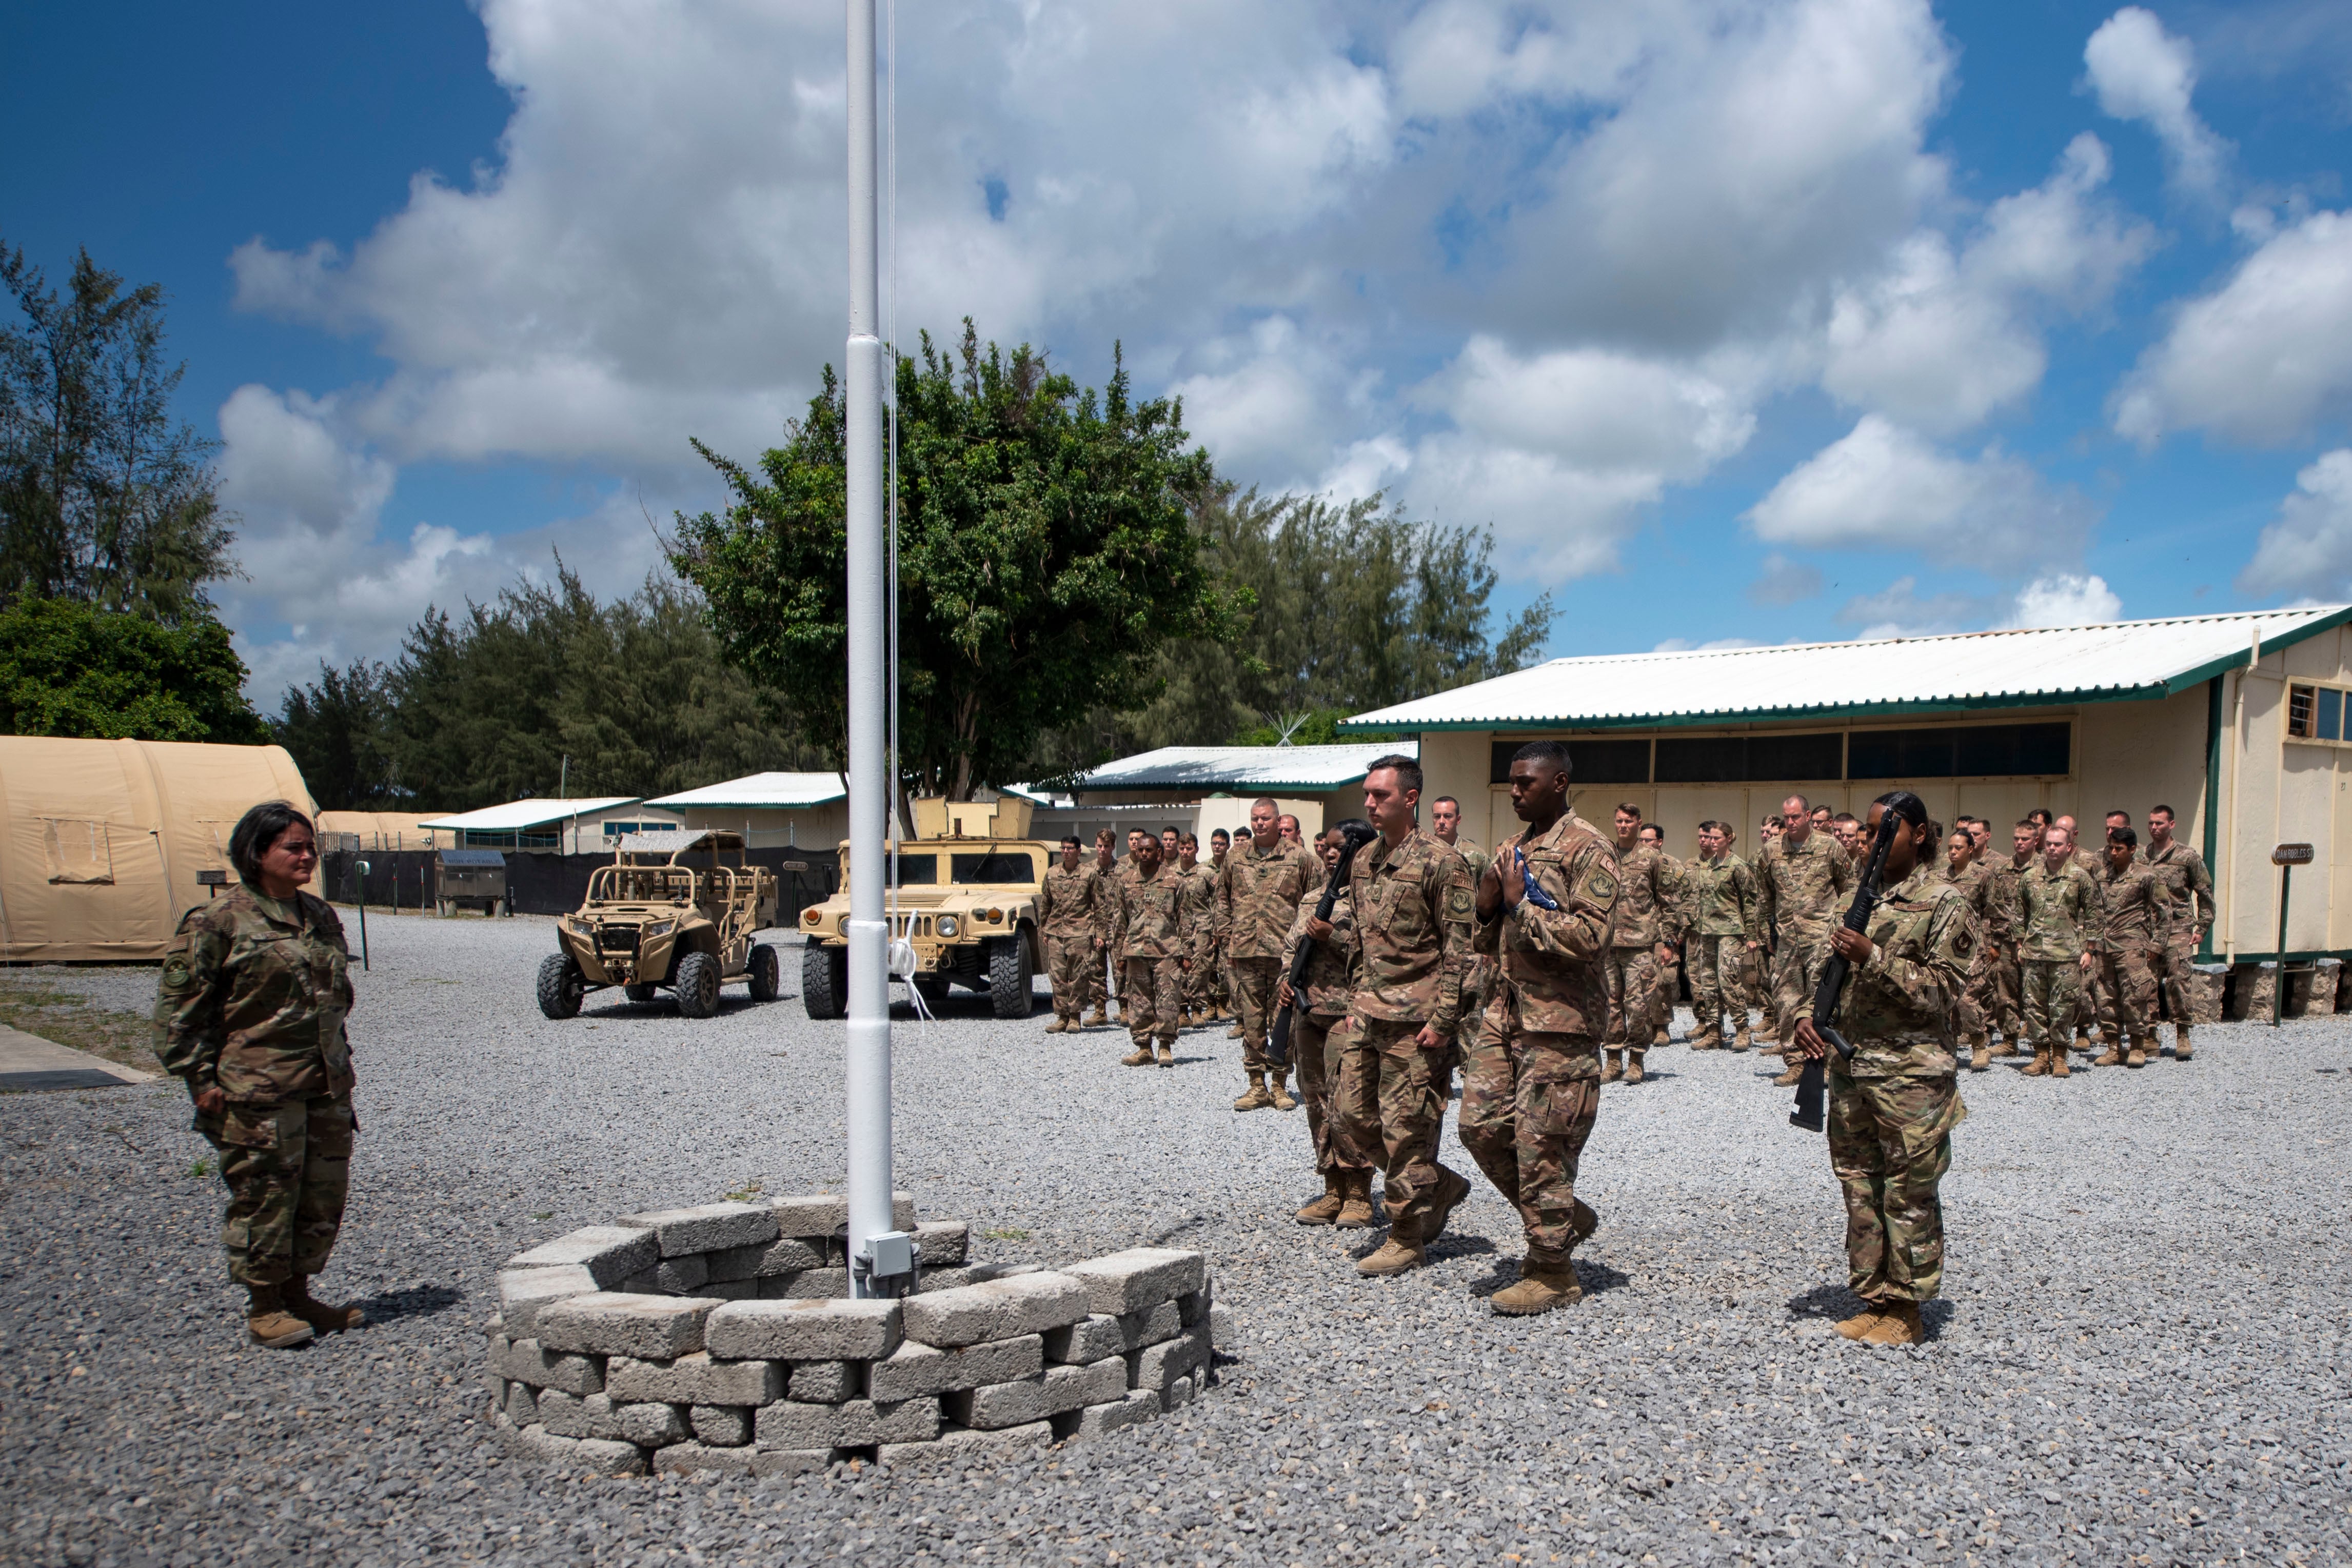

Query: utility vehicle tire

[803,943,847,1020]
[747,943,781,1003]
[623,983,658,1003]
[988,933,1036,1019]
[537,954,584,1020]
[674,951,721,1018]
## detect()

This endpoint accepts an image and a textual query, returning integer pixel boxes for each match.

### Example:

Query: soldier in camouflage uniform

[1787,791,1974,1349]
[1084,831,1119,1025]
[1279,826,1375,1227]
[1458,741,1617,1315]
[1757,795,1854,1087]
[1203,829,1234,1022]
[2092,827,2172,1068]
[1935,830,2006,1071]
[2144,805,2213,1060]
[2019,825,2101,1079]
[2053,815,2111,1048]
[1217,798,1325,1112]
[1638,822,1685,1047]
[1175,833,1218,1027]
[154,802,366,1349]
[1432,795,1491,1080]
[1108,835,1194,1068]
[1331,756,1477,1278]
[1038,837,1104,1033]
[1601,806,1682,1084]
[1682,821,1762,1050]
[1983,820,2038,1053]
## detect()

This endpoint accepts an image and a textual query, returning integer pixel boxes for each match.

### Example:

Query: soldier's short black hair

[2149,803,2176,820]
[1510,739,1573,776]
[1432,795,1459,810]
[2105,808,2131,824]
[2027,808,2052,826]
[1782,793,1811,815]
[1697,819,1720,833]
[1061,835,1081,848]
[1831,811,1858,826]
[1366,753,1421,795]
[230,801,316,886]
[1638,822,1663,840]
[1870,789,1930,837]
[2109,827,2138,849]
[1210,828,1231,843]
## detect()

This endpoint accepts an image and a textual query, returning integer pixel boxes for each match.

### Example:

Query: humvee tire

[987,934,1034,1019]
[675,951,721,1018]
[803,943,847,1020]
[624,983,658,1003]
[537,953,585,1020]
[748,943,781,1003]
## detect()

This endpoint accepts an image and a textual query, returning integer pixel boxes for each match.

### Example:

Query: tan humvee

[538,829,781,1019]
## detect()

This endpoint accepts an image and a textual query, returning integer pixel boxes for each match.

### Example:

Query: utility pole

[843,0,911,1298]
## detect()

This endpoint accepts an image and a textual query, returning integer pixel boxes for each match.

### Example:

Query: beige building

[1025,742,1423,846]
[645,772,848,850]
[1342,607,2352,972]
[418,797,681,855]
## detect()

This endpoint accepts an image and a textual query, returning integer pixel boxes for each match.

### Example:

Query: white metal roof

[419,797,645,831]
[1073,741,1420,792]
[1341,607,2351,732]
[644,772,847,810]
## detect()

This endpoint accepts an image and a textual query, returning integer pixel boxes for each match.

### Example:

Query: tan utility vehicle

[799,797,1046,1020]
[539,829,781,1020]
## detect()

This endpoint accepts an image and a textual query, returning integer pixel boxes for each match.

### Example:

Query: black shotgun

[1267,821,1380,1068]
[1790,812,1898,1133]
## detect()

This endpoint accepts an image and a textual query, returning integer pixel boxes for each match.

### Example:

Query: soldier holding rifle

[1278,823,1376,1229]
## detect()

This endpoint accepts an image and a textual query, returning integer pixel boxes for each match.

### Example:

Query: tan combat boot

[1570,1197,1601,1249]
[1335,1170,1376,1229]
[284,1275,365,1334]
[1731,1024,1752,1051]
[2125,1033,2147,1067]
[1084,1005,1109,1028]
[1121,1044,1155,1067]
[2050,1045,2072,1079]
[1233,1071,1274,1112]
[1860,1301,1924,1347]
[1295,1172,1346,1226]
[1422,1167,1473,1243]
[2022,1043,2050,1077]
[2172,1024,2192,1061]
[1690,1026,1717,1052]
[1045,1015,1070,1035]
[1834,1301,1886,1341]
[1602,1049,1625,1083]
[1771,1062,1804,1087]
[1652,1024,1672,1047]
[1490,1247,1582,1315]
[2093,1034,2124,1067]
[1269,1070,1297,1111]
[1968,1037,1990,1072]
[246,1283,316,1348]
[1355,1222,1426,1277]
[1156,1041,1175,1068]
[1623,1050,1646,1085]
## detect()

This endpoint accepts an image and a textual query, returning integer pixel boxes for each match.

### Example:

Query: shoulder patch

[1447,886,1473,917]
[1585,867,1618,902]
[1951,924,1974,960]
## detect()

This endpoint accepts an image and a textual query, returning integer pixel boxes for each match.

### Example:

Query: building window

[2287,683,2347,744]
[1489,738,1649,784]
[1654,732,1843,783]
[1848,722,2070,779]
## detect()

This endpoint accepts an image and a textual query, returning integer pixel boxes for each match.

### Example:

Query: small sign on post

[2270,845,2313,1026]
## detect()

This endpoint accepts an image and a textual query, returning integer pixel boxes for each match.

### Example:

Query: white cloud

[1746,415,2098,562]
[2084,7,2230,201]
[2001,572,2122,627]
[1747,553,1824,605]
[1653,636,1767,651]
[2112,209,2352,447]
[2239,449,2352,596]
[1839,577,1992,638]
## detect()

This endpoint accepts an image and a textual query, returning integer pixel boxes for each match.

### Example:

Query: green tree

[0,240,236,622]
[0,596,266,742]
[272,657,397,810]
[673,322,1233,802]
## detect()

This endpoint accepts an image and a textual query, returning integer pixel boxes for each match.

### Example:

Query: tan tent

[0,737,317,962]
[317,810,446,852]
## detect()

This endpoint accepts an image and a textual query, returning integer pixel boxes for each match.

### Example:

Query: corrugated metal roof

[436,849,507,866]
[418,797,643,830]
[617,829,739,856]
[1340,607,2350,732]
[645,772,847,810]
[1075,741,1420,792]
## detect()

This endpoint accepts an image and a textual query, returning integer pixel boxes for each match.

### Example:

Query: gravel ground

[5,910,2350,1566]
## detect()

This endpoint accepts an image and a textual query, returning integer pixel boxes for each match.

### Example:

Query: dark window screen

[952,852,1038,883]
[2321,688,2344,742]
[1851,723,2070,779]
[1654,737,1745,783]
[1654,732,1843,782]
[887,854,939,886]
[1490,739,1650,785]
[1748,731,1845,780]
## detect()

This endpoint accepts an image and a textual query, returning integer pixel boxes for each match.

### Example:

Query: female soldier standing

[155,801,365,1347]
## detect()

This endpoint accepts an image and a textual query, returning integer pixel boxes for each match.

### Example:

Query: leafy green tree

[272,658,397,810]
[672,322,1234,803]
[0,240,235,623]
[0,596,265,742]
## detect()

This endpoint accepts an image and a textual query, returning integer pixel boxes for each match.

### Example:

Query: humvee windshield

[884,854,938,886]
[951,852,1039,883]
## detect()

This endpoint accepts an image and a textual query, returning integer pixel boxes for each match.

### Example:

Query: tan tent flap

[0,737,318,963]
[316,811,447,852]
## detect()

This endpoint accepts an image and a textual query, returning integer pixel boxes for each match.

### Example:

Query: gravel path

[5,910,2349,1565]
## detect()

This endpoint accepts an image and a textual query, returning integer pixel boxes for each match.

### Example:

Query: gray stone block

[961,1262,1044,1283]
[504,1381,539,1427]
[535,1293,723,1360]
[538,1391,632,1443]
[1208,1304,1235,1355]
[747,1448,833,1477]
[1061,1248,1205,1316]
[778,1267,851,1299]
[903,1420,1053,1459]
[604,1351,782,1407]
[704,1298,902,1362]
[755,1396,938,1450]
[497,1266,599,1337]
[1117,1301,1182,1352]
[785,1360,860,1403]
[708,1237,825,1282]
[615,1201,779,1258]
[619,1267,661,1294]
[703,1279,759,1302]
[615,1401,691,1447]
[913,1220,967,1267]
[867,1334,1044,1401]
[654,1441,756,1476]
[510,1423,647,1476]
[915,1266,978,1293]
[655,1254,710,1293]
[494,1336,605,1396]
[902,1272,1090,1347]
[1130,1326,1211,1393]
[1073,1387,1162,1439]
[767,1195,846,1239]
[505,1225,660,1289]
[690,1405,754,1446]
[1164,1371,1197,1411]
[1177,1280,1213,1326]
[946,1358,1120,1431]
[1041,1315,1125,1365]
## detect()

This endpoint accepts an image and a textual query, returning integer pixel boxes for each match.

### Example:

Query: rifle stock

[1267,823,1380,1068]
[1790,815,1900,1133]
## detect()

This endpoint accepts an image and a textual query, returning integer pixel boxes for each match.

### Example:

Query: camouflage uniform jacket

[1216,839,1323,960]
[1038,863,1102,940]
[153,884,355,1105]
[1280,887,1358,1016]
[1176,861,1218,944]
[1757,831,1854,945]
[1682,852,1761,942]
[1471,811,1617,1041]
[2019,861,2103,961]
[2097,860,2172,951]
[1111,863,1195,961]
[1939,858,2012,946]
[2145,840,2216,938]
[1831,863,1977,1079]
[1346,828,1475,1035]
[1448,837,1491,886]
[1989,852,2035,949]
[1607,841,1685,948]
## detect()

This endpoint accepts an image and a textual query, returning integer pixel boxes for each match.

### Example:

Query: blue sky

[8,1,2352,707]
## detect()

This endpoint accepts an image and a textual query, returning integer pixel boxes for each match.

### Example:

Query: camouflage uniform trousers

[1331,1016,1462,1240]
[1185,934,1219,1016]
[1828,1070,1963,1304]
[1688,935,1751,1045]
[1602,947,1660,1049]
[2148,931,2200,1030]
[1043,933,1097,1021]
[1121,957,1185,1048]
[2075,959,2110,1040]
[1988,948,2024,1039]
[1231,956,1283,1073]
[1457,1021,1602,1255]
[2022,959,2083,1052]
[1770,937,1831,1047]
[2097,946,2162,1042]
[1292,1011,1371,1175]
[197,1093,356,1287]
